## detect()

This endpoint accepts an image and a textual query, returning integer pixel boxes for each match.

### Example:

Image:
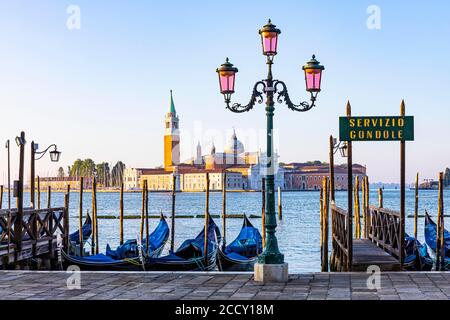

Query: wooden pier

[330,203,401,271]
[0,207,68,267]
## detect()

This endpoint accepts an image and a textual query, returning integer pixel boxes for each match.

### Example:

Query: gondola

[424,210,450,269]
[67,213,92,255]
[144,214,220,271]
[61,214,169,271]
[403,233,433,271]
[218,215,262,271]
[69,213,92,244]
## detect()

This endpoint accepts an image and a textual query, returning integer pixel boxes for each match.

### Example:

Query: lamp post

[5,140,11,258]
[15,132,26,251]
[30,142,61,208]
[217,20,325,282]
[5,140,11,213]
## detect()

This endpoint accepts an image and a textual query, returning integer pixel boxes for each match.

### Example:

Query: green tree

[96,162,111,187]
[81,159,95,177]
[70,159,83,178]
[57,167,65,178]
[111,161,126,187]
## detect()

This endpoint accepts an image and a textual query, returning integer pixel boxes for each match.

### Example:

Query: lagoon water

[2,189,449,272]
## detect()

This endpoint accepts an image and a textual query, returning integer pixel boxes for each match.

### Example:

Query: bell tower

[164,90,180,171]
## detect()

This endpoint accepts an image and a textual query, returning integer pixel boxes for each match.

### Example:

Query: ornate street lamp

[216,20,325,281]
[35,144,61,162]
[30,143,61,208]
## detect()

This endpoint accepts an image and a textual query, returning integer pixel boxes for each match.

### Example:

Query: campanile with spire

[164,90,180,170]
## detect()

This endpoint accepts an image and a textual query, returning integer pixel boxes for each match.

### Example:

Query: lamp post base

[254,262,288,283]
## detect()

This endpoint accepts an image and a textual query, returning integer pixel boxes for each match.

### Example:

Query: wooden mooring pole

[92,177,99,254]
[354,176,361,239]
[145,181,149,255]
[204,173,210,269]
[277,186,282,220]
[47,186,51,208]
[78,177,84,256]
[329,135,335,202]
[64,184,70,252]
[261,177,266,249]
[323,177,329,272]
[140,180,146,245]
[119,182,124,245]
[0,185,3,209]
[170,174,176,251]
[320,186,324,271]
[378,188,383,208]
[399,99,406,267]
[91,179,96,255]
[30,141,35,209]
[320,178,330,272]
[364,176,370,237]
[437,172,444,271]
[362,176,366,238]
[414,172,419,241]
[221,171,227,250]
[37,176,41,209]
[346,102,353,271]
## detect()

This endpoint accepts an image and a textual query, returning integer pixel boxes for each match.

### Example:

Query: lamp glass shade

[261,31,279,56]
[302,55,325,93]
[304,68,322,92]
[339,144,348,158]
[218,70,236,94]
[216,58,238,95]
[50,150,61,162]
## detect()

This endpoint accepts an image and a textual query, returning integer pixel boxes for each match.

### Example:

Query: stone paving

[1,271,450,300]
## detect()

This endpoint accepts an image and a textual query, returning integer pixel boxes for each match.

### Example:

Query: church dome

[224,130,244,154]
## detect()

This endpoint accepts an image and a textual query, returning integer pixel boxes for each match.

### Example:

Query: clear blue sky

[1,0,449,184]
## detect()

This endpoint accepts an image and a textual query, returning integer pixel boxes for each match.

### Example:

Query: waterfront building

[123,167,158,190]
[37,176,93,191]
[283,162,367,191]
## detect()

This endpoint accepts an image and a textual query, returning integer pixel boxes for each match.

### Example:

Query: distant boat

[218,215,262,271]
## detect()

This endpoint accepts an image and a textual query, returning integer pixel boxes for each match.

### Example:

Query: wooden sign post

[339,99,413,268]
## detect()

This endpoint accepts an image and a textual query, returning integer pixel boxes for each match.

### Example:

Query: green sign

[339,116,414,141]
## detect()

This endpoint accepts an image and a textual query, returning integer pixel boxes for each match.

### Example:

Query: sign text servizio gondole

[339,116,414,141]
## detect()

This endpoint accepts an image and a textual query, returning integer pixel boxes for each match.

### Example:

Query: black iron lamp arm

[274,80,317,112]
[333,141,343,155]
[34,144,57,160]
[226,81,266,113]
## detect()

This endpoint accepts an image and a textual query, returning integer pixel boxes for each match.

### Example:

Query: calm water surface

[2,189,449,272]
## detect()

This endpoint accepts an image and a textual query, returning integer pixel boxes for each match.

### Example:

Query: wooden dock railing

[331,203,403,272]
[331,203,350,271]
[367,206,402,260]
[0,207,68,266]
